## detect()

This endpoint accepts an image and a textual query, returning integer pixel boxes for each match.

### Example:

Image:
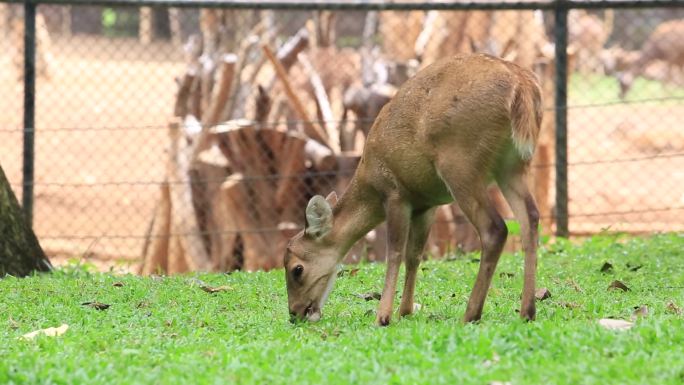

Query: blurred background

[0,1,682,273]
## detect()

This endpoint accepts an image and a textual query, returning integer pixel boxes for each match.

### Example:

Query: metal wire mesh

[0,2,682,272]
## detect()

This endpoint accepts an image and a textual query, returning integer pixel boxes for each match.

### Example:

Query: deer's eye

[292,265,304,279]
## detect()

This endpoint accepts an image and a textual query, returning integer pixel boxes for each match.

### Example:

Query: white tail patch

[513,136,535,161]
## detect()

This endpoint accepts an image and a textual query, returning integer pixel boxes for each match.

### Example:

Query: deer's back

[360,54,530,206]
[643,20,684,64]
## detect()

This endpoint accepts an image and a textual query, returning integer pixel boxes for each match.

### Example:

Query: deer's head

[285,193,339,323]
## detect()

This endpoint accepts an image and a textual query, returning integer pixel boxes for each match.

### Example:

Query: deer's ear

[305,195,333,239]
[325,191,338,207]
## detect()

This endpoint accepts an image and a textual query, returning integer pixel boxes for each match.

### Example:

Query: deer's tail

[510,71,543,161]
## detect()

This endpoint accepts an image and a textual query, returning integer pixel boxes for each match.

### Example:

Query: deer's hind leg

[497,167,539,321]
[437,165,508,323]
[399,208,436,317]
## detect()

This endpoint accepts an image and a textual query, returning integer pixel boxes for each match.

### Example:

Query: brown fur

[568,9,614,74]
[619,19,684,98]
[285,54,543,325]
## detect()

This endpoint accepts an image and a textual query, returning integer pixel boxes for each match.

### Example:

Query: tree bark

[0,164,51,277]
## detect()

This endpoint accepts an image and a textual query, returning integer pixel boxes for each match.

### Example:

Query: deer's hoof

[520,303,536,322]
[377,314,391,326]
[462,312,482,324]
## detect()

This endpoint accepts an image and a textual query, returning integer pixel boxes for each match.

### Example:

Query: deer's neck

[328,177,385,260]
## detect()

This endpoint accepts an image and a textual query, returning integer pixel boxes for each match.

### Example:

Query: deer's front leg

[377,197,411,326]
[399,208,436,317]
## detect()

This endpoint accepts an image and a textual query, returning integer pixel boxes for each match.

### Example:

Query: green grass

[1,234,683,385]
[569,73,684,105]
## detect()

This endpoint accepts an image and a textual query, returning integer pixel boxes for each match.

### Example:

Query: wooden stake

[262,44,331,149]
[298,52,340,153]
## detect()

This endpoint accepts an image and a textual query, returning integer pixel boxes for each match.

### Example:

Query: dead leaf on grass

[112,282,124,287]
[566,279,583,293]
[482,352,500,368]
[598,318,634,330]
[82,301,111,310]
[8,317,19,330]
[631,305,649,320]
[20,324,69,340]
[608,280,630,292]
[626,263,643,272]
[535,288,552,301]
[600,262,614,273]
[666,301,682,315]
[200,285,233,294]
[338,268,360,278]
[356,292,382,301]
[557,301,580,309]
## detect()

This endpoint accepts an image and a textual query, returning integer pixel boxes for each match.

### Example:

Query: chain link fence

[0,1,682,272]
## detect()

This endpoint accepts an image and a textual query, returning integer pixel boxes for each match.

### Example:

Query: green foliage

[101,8,139,38]
[569,73,684,105]
[1,234,683,384]
[102,8,117,29]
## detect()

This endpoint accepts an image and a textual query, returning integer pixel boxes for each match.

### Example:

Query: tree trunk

[0,164,51,277]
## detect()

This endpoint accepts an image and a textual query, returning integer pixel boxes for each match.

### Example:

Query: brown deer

[618,19,684,99]
[285,54,543,326]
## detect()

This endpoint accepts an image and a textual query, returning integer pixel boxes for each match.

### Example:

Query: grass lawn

[1,234,683,384]
[568,72,684,106]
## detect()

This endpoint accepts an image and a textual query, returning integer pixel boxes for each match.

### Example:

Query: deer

[285,54,543,326]
[618,19,684,99]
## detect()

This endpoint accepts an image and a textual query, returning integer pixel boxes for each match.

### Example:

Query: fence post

[553,0,569,237]
[23,0,37,227]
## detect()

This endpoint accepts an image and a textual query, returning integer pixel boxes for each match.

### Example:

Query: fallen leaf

[356,292,382,301]
[413,303,422,312]
[482,352,500,368]
[666,301,682,315]
[136,301,150,309]
[81,301,110,310]
[557,301,580,309]
[600,262,614,273]
[200,285,233,294]
[20,324,69,340]
[8,317,19,329]
[631,305,649,320]
[598,318,634,330]
[338,268,360,278]
[566,279,583,293]
[608,280,630,292]
[535,288,552,301]
[112,282,124,287]
[626,263,643,272]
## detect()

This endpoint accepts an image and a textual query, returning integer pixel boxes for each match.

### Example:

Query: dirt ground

[0,36,681,272]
